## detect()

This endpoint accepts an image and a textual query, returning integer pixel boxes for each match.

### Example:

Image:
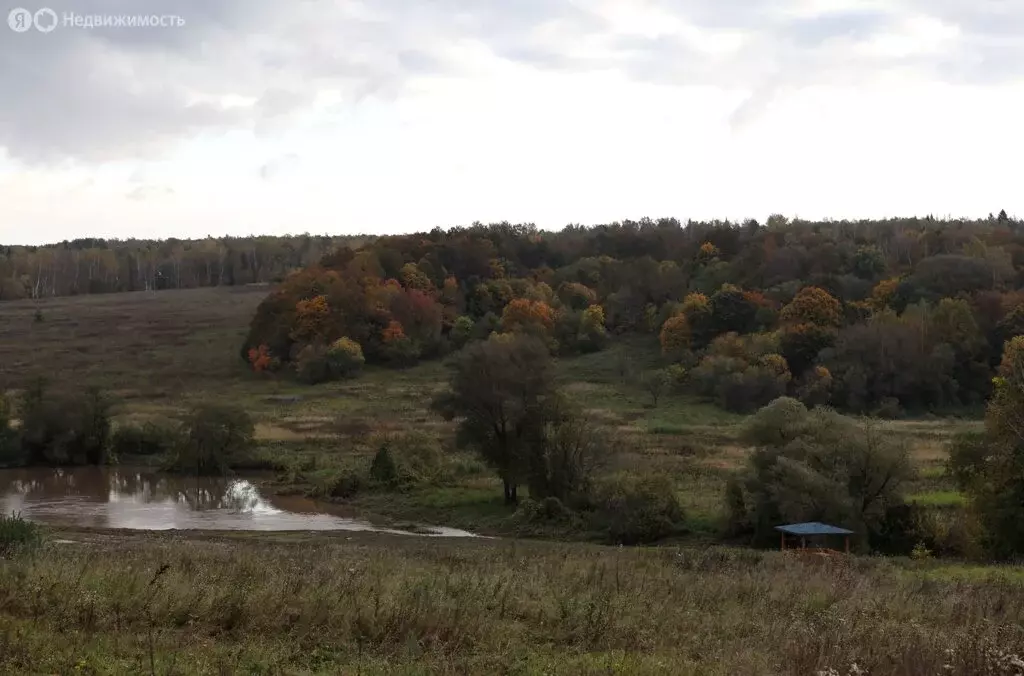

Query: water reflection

[0,467,474,536]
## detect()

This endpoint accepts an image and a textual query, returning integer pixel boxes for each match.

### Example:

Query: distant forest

[237,210,1024,415]
[0,234,368,299]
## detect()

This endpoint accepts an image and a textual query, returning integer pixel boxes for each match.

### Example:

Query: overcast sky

[1,0,1022,245]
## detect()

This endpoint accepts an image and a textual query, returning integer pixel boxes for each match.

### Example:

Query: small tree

[659,314,691,360]
[18,380,111,466]
[369,440,400,488]
[450,315,475,349]
[640,369,670,408]
[528,411,610,503]
[168,403,254,476]
[326,337,365,378]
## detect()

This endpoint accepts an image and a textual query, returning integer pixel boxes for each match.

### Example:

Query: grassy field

[0,286,980,539]
[0,527,1021,675]
[0,287,1015,675]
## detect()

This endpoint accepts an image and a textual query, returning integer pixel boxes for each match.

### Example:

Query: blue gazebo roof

[774,522,854,536]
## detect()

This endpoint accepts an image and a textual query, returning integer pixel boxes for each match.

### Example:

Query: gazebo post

[801,537,806,550]
[781,531,785,551]
[844,536,850,554]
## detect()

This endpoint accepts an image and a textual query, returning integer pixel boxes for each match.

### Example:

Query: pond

[0,467,476,537]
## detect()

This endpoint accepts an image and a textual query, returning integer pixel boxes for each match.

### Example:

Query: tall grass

[0,512,42,556]
[0,531,1021,674]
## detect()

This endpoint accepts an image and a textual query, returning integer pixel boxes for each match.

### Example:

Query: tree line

[242,212,1024,416]
[0,234,366,299]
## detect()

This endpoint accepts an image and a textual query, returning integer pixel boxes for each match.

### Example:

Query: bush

[326,338,365,378]
[0,395,24,466]
[165,403,254,476]
[0,512,42,557]
[327,470,366,499]
[947,430,988,491]
[369,444,400,487]
[591,472,685,545]
[390,432,445,486]
[111,421,181,458]
[294,344,332,385]
[18,380,111,466]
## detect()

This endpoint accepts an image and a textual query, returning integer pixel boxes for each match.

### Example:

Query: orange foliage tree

[290,295,331,343]
[247,344,279,373]
[500,298,555,334]
[660,314,692,359]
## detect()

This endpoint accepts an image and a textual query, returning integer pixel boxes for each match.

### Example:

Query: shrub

[0,512,42,557]
[450,316,475,349]
[166,403,254,476]
[111,421,181,458]
[0,395,24,466]
[947,429,989,491]
[390,432,445,486]
[514,496,570,524]
[294,343,332,385]
[591,472,685,545]
[18,380,111,466]
[327,470,366,499]
[369,444,400,487]
[326,337,365,378]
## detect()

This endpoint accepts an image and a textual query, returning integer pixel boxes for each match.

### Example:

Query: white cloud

[1,0,1023,244]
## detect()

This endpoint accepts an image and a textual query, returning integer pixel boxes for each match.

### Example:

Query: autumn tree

[247,344,280,374]
[326,337,365,378]
[778,287,841,375]
[779,286,841,328]
[290,295,331,344]
[500,298,556,349]
[659,314,691,360]
[577,304,607,353]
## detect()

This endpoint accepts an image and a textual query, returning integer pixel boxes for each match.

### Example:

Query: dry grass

[0,529,1022,675]
[0,286,266,396]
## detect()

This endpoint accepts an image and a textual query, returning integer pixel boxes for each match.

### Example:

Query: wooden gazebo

[775,522,853,554]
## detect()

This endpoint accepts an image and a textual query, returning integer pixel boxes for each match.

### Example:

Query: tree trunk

[502,477,518,505]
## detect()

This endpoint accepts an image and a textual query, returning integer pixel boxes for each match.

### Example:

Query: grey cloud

[1,0,1020,164]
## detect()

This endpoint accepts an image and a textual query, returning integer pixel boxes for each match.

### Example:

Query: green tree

[431,334,560,504]
[728,397,913,548]
[966,337,1024,557]
[18,381,111,466]
[168,403,254,476]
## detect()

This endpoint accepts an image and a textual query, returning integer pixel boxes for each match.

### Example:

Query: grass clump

[0,512,42,557]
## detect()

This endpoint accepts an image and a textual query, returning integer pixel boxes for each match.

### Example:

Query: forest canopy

[234,212,1024,415]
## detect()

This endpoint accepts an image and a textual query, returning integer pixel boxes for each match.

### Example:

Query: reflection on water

[0,467,474,536]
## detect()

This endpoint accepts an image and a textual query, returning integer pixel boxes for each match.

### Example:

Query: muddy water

[0,467,475,537]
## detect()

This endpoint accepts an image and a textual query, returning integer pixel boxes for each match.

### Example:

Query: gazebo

[775,522,853,554]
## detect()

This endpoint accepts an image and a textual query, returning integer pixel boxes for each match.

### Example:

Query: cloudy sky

[1,0,1022,245]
